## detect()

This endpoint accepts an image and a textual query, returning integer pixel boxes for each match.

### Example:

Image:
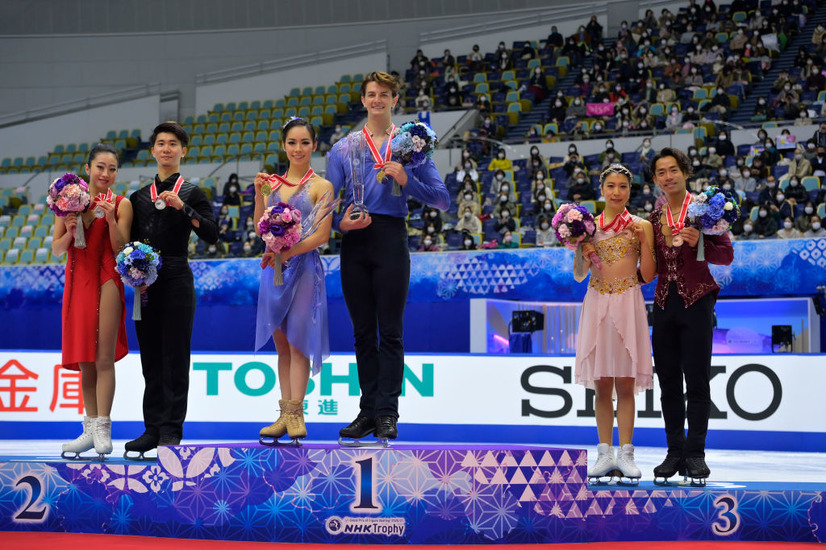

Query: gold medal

[261,182,272,196]
[376,170,386,183]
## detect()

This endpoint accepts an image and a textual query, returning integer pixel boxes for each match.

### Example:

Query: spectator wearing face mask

[527,67,549,103]
[751,96,771,122]
[656,81,676,103]
[549,94,569,124]
[494,207,516,235]
[222,176,243,206]
[456,158,479,184]
[784,176,809,203]
[804,216,826,238]
[811,147,826,177]
[532,176,551,200]
[753,205,779,238]
[488,149,513,172]
[533,184,556,212]
[663,105,683,131]
[733,168,757,193]
[241,230,263,257]
[567,171,596,201]
[534,215,558,247]
[737,219,759,240]
[498,230,519,249]
[749,157,769,182]
[455,205,482,233]
[567,96,586,120]
[421,205,443,234]
[597,140,617,166]
[528,158,548,183]
[204,242,224,258]
[760,139,781,166]
[468,44,485,72]
[418,233,440,252]
[795,201,817,233]
[632,184,655,209]
[703,86,730,118]
[768,188,794,221]
[787,147,813,179]
[457,189,481,218]
[777,217,803,239]
[706,147,724,172]
[459,230,478,251]
[217,205,234,241]
[492,187,516,218]
[489,171,516,198]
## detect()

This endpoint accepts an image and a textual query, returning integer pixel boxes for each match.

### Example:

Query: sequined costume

[255,181,329,374]
[574,215,653,393]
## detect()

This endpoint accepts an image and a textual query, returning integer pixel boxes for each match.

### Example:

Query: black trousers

[134,260,196,439]
[652,283,716,458]
[340,215,410,419]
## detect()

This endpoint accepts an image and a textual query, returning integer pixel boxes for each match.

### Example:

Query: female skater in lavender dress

[253,118,333,443]
[574,164,657,483]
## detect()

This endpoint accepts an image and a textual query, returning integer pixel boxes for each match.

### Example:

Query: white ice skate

[615,443,642,485]
[61,416,95,460]
[587,443,617,484]
[93,416,113,461]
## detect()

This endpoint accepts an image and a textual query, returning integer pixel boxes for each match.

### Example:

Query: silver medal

[94,207,105,218]
[154,198,167,210]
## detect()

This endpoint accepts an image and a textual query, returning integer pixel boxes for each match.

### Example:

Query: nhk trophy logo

[325,515,406,537]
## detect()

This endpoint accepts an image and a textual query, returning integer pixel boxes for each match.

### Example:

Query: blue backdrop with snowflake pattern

[0,239,824,352]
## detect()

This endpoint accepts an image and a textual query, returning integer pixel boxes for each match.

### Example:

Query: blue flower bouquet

[387,120,439,196]
[687,186,740,261]
[116,241,163,320]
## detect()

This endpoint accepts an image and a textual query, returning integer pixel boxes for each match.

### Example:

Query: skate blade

[61,451,93,460]
[122,450,157,461]
[338,437,391,448]
[688,477,708,487]
[587,475,613,485]
[259,436,301,447]
[616,476,641,486]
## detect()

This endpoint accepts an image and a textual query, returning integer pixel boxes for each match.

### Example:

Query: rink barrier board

[0,442,824,544]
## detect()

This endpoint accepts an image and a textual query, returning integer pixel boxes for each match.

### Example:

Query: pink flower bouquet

[552,203,601,269]
[258,202,302,285]
[46,173,91,249]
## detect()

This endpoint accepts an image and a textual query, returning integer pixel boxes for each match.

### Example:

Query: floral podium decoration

[46,173,91,249]
[687,186,740,261]
[386,120,439,196]
[116,242,163,321]
[552,203,602,269]
[258,202,302,285]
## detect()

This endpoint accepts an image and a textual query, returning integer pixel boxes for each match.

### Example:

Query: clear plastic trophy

[349,133,369,220]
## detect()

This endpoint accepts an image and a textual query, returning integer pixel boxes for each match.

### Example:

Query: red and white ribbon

[151,175,184,203]
[665,192,692,234]
[599,208,631,233]
[264,167,315,191]
[362,125,396,169]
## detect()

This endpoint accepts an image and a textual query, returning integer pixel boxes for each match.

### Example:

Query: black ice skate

[338,416,387,448]
[684,456,711,487]
[653,455,685,486]
[123,432,159,461]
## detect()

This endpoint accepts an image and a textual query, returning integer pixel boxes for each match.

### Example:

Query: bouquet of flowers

[258,202,302,285]
[687,186,740,260]
[46,173,91,249]
[386,120,439,196]
[116,241,163,321]
[552,203,601,269]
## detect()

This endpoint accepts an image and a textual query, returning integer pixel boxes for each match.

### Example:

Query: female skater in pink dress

[574,164,657,483]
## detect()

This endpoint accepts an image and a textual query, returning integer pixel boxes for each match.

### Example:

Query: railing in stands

[0,83,162,129]
[195,41,388,85]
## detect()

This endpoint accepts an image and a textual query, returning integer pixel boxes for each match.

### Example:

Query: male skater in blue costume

[327,71,449,442]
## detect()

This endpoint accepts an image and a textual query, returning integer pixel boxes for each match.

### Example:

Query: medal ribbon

[94,189,114,205]
[362,125,396,169]
[599,208,631,233]
[665,192,692,234]
[264,167,314,191]
[150,175,184,203]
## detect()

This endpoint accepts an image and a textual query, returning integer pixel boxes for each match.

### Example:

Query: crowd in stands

[3,0,826,264]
